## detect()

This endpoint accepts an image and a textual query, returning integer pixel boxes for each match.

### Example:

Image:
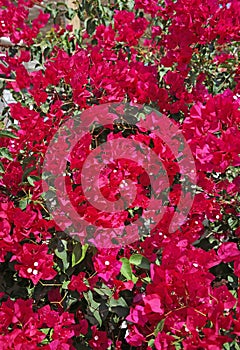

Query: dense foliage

[0,0,240,349]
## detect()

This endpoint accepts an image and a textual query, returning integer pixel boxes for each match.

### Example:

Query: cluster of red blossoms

[0,0,49,44]
[0,0,240,349]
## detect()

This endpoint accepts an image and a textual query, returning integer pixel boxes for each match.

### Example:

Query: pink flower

[125,325,145,346]
[93,249,122,283]
[12,243,57,284]
[217,242,240,263]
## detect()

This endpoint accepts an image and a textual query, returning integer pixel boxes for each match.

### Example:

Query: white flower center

[32,269,38,275]
[27,268,32,273]
[105,260,110,266]
[120,180,128,188]
[94,336,99,341]
[33,261,39,267]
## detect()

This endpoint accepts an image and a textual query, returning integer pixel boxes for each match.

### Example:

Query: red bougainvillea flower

[0,0,239,349]
[12,243,57,284]
[68,272,88,294]
[93,249,122,283]
[89,325,112,350]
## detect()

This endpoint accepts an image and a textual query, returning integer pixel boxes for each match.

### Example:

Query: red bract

[68,272,88,294]
[0,298,45,348]
[114,10,149,45]
[125,324,146,347]
[12,243,57,284]
[0,298,78,349]
[0,0,239,348]
[218,242,240,263]
[89,325,112,350]
[93,249,122,284]
[0,0,49,44]
[154,332,175,350]
[1,161,23,195]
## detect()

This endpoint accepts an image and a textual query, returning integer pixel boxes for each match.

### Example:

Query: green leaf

[0,161,4,173]
[85,17,96,35]
[129,254,150,269]
[227,276,234,283]
[126,0,134,10]
[55,240,69,272]
[27,175,40,186]
[19,198,28,209]
[154,319,165,336]
[40,328,53,344]
[228,217,238,229]
[0,147,13,161]
[40,328,51,335]
[0,130,19,139]
[148,339,154,348]
[232,341,240,350]
[66,8,76,20]
[56,2,68,8]
[94,283,112,298]
[61,280,70,289]
[120,257,132,280]
[109,297,128,308]
[158,66,171,82]
[120,257,138,283]
[72,243,88,267]
[142,276,151,283]
[84,290,102,326]
[229,289,238,298]
[40,103,49,113]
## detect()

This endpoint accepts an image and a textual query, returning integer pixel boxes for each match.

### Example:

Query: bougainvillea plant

[0,0,240,349]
